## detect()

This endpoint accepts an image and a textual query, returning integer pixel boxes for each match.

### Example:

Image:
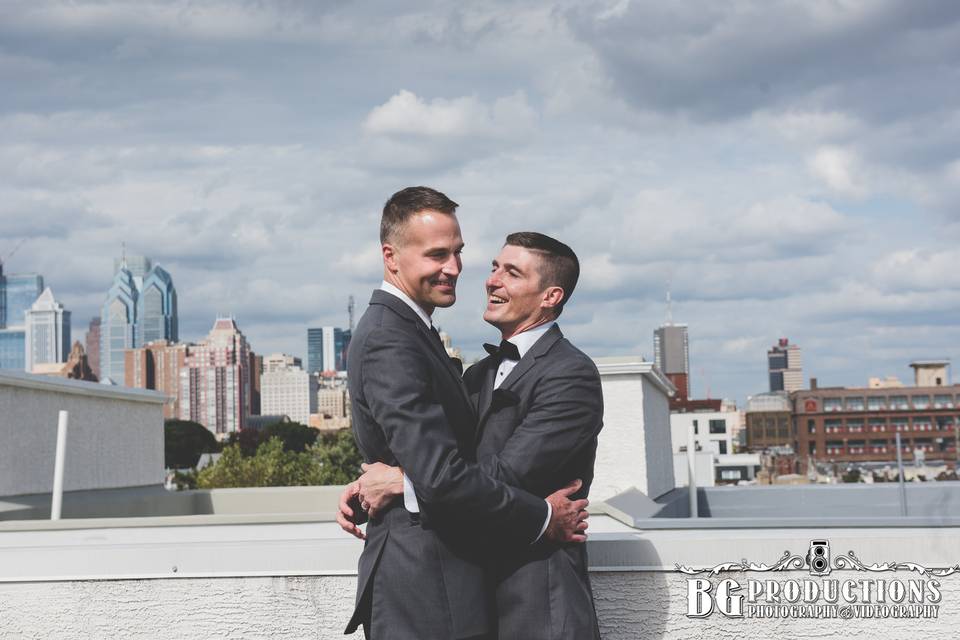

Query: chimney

[810,377,818,390]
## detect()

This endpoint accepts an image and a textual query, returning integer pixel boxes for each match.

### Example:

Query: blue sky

[2,0,960,404]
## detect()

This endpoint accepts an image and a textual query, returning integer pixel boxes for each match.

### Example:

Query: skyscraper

[25,287,71,371]
[653,323,690,400]
[0,264,44,370]
[100,265,138,383]
[125,340,189,420]
[100,255,179,383]
[85,317,101,379]
[179,317,252,436]
[138,265,178,344]
[768,338,803,393]
[307,326,351,374]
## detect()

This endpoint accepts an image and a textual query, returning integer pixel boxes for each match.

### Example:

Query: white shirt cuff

[402,472,420,513]
[533,499,551,543]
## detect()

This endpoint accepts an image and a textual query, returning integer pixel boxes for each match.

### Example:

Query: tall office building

[179,317,252,436]
[307,326,351,374]
[125,341,189,420]
[100,265,138,383]
[260,355,317,425]
[768,338,803,393]
[0,265,44,370]
[85,317,101,379]
[138,265,178,344]
[653,323,690,400]
[25,287,71,371]
[100,255,178,383]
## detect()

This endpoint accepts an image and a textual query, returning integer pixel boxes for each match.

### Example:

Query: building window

[892,417,909,432]
[846,418,864,433]
[709,419,726,434]
[868,417,887,432]
[934,394,954,409]
[825,440,844,455]
[693,419,698,435]
[867,396,886,411]
[845,397,865,411]
[825,419,842,434]
[824,397,842,412]
[809,442,816,456]
[848,440,866,454]
[719,441,727,454]
[936,415,955,430]
[720,469,742,480]
[808,419,816,434]
[870,439,888,454]
[890,395,909,410]
[912,416,932,431]
[912,395,931,410]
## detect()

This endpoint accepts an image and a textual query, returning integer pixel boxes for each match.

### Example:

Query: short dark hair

[380,186,459,244]
[505,231,580,316]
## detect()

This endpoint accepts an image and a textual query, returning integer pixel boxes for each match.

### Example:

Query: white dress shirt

[378,282,551,541]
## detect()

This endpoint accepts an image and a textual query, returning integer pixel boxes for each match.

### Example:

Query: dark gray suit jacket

[464,324,603,640]
[345,290,549,639]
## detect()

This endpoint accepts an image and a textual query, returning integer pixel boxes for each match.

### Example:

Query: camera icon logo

[808,539,831,576]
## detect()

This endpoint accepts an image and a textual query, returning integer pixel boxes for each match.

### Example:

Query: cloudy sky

[3,0,960,403]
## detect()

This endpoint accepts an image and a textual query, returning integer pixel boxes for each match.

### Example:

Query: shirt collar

[504,322,555,360]
[380,280,433,328]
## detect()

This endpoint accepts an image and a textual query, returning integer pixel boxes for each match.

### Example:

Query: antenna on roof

[121,241,127,268]
[665,280,674,326]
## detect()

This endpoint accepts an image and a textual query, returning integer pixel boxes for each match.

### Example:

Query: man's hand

[544,479,590,544]
[336,481,366,540]
[357,461,405,519]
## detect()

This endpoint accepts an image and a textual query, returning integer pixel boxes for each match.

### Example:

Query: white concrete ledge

[0,370,167,404]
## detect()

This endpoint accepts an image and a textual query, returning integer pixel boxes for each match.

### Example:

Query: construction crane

[0,238,26,271]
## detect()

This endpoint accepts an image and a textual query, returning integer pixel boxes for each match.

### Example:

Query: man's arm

[357,326,563,545]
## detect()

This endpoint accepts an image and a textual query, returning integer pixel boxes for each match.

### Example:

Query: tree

[225,421,319,456]
[165,419,219,469]
[195,429,363,489]
[308,428,364,485]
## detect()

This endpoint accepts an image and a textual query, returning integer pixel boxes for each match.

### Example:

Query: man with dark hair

[338,187,590,640]
[344,224,604,639]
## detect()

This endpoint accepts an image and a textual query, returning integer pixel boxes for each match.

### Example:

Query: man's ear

[541,286,564,311]
[382,243,399,273]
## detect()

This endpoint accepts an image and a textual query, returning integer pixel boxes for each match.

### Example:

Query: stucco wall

[642,374,674,498]
[0,374,165,497]
[594,374,646,501]
[1,570,957,639]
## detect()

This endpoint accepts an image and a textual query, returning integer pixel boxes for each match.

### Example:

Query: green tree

[195,429,363,489]
[165,419,219,469]
[225,421,319,457]
[308,428,364,485]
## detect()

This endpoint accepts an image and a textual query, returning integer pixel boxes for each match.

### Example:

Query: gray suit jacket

[464,324,603,640]
[345,290,549,639]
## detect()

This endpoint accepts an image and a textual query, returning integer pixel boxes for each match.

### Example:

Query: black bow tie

[483,340,521,362]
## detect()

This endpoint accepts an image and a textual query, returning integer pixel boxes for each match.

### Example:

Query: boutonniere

[492,388,519,406]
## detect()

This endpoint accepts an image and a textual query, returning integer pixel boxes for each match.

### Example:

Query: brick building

[793,362,958,467]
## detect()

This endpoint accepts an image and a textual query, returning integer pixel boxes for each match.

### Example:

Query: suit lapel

[474,325,565,445]
[497,324,564,392]
[370,290,476,421]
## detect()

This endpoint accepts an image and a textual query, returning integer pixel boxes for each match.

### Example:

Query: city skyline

[3,2,960,403]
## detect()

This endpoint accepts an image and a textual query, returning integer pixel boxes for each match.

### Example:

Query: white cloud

[807,146,868,198]
[363,90,537,139]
